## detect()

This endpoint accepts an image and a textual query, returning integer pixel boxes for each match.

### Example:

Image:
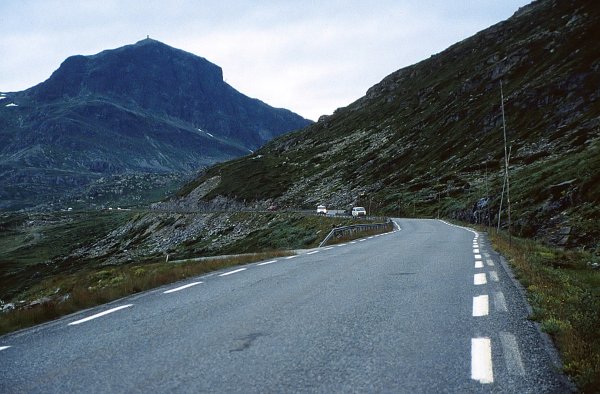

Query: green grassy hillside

[180,0,599,250]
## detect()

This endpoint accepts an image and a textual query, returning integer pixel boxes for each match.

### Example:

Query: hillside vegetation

[179,0,599,250]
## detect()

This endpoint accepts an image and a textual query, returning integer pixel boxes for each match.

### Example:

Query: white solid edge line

[499,332,526,376]
[473,295,489,317]
[257,260,277,266]
[219,268,247,276]
[68,304,133,326]
[474,273,487,285]
[163,281,202,294]
[471,337,494,383]
[0,346,11,351]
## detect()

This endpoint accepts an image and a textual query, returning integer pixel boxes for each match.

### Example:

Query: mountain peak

[1,39,311,210]
[24,38,225,103]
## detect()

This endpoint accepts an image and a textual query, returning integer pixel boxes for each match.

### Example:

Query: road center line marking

[68,304,133,326]
[493,291,508,312]
[257,260,277,266]
[471,337,494,384]
[489,271,499,282]
[499,332,526,376]
[473,295,489,317]
[0,346,11,351]
[486,259,495,266]
[219,268,247,276]
[163,282,202,294]
[475,260,484,268]
[306,251,319,255]
[474,273,487,285]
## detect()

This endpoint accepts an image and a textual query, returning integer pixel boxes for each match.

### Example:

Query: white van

[351,207,366,217]
[317,205,327,215]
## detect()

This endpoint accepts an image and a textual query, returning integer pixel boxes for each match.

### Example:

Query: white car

[351,207,366,217]
[317,205,327,215]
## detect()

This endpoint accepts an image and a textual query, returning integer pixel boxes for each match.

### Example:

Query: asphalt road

[0,219,573,393]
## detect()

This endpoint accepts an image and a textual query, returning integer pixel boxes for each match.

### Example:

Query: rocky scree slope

[174,0,600,249]
[0,38,311,210]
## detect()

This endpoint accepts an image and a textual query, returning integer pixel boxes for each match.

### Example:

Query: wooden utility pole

[500,81,512,245]
[485,159,490,229]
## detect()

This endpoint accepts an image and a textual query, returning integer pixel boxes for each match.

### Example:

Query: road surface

[0,219,573,392]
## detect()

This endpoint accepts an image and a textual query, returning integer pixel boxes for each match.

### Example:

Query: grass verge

[489,230,600,392]
[0,250,289,336]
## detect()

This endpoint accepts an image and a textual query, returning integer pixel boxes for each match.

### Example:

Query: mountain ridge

[0,39,311,210]
[174,0,600,248]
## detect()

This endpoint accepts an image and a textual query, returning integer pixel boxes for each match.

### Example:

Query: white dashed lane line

[322,247,334,251]
[219,268,247,277]
[489,271,500,282]
[474,254,482,260]
[472,295,489,317]
[163,282,202,294]
[475,260,484,269]
[257,260,277,266]
[306,251,319,255]
[493,291,508,312]
[499,332,526,376]
[68,304,133,326]
[0,346,11,351]
[474,273,487,285]
[471,337,494,384]
[285,255,298,260]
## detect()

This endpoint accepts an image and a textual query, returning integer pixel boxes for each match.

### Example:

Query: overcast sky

[0,1,530,120]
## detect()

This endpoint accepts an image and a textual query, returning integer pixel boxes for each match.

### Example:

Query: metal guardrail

[319,219,393,247]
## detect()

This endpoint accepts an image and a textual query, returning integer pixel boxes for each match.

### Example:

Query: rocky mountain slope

[174,0,599,249]
[0,38,311,211]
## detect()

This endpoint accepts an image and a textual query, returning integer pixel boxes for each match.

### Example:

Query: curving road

[0,219,573,392]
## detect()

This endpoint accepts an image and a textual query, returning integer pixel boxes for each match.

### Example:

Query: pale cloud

[0,1,531,120]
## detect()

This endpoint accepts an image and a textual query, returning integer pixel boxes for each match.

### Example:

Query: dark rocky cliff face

[0,39,311,210]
